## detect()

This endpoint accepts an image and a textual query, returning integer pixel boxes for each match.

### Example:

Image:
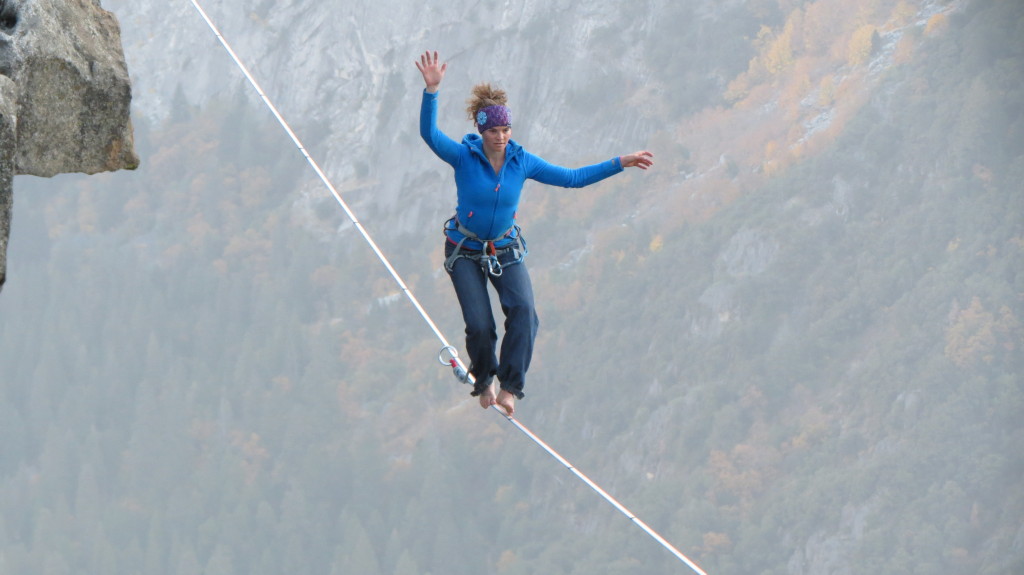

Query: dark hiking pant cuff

[500,385,525,400]
[470,377,493,397]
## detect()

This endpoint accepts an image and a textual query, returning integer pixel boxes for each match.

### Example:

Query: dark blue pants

[445,242,539,399]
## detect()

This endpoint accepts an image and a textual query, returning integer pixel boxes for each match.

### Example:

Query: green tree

[174,545,202,575]
[392,550,420,575]
[204,544,235,575]
[331,510,382,575]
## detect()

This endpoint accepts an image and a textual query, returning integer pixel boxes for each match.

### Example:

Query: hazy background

[1,0,1021,573]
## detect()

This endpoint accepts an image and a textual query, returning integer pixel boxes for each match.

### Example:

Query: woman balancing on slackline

[416,50,653,417]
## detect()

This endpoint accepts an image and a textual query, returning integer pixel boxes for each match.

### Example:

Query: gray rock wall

[14,0,138,177]
[0,75,12,289]
[0,0,137,291]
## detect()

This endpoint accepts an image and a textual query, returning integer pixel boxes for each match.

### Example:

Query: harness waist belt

[443,216,527,276]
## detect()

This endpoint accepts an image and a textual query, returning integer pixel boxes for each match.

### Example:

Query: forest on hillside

[0,0,1021,574]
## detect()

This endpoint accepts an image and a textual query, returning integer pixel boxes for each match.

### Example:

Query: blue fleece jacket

[420,89,623,249]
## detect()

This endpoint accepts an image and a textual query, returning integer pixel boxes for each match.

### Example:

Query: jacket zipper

[488,164,506,239]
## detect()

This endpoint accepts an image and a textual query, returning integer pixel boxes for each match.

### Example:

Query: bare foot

[496,389,516,417]
[478,383,497,409]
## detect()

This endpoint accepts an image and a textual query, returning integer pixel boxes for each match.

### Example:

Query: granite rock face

[0,74,13,290]
[0,0,137,291]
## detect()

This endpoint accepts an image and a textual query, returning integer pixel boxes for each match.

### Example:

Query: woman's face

[481,125,511,157]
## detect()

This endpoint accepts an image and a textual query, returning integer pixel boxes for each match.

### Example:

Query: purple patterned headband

[476,105,512,133]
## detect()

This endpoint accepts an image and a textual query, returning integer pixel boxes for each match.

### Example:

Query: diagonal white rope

[184,1,452,352]
[186,2,707,573]
[503,415,709,575]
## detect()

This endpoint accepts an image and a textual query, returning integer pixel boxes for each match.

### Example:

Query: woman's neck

[484,147,504,173]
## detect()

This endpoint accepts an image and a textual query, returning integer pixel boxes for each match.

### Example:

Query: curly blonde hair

[465,83,508,124]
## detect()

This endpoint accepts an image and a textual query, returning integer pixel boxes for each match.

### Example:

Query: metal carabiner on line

[438,345,471,384]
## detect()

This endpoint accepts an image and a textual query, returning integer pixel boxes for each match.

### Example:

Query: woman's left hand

[620,150,654,170]
[416,50,447,93]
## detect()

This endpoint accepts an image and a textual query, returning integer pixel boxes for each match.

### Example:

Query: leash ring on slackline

[438,345,460,366]
[439,345,471,384]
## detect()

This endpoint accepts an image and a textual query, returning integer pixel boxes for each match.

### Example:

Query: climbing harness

[442,217,527,278]
[186,3,708,573]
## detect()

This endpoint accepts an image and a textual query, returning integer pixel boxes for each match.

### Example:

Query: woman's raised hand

[415,50,447,93]
[620,150,654,170]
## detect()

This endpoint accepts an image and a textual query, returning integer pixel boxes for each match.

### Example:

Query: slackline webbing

[186,2,707,573]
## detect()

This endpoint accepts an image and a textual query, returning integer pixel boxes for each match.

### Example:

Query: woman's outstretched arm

[525,150,655,188]
[416,50,461,165]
